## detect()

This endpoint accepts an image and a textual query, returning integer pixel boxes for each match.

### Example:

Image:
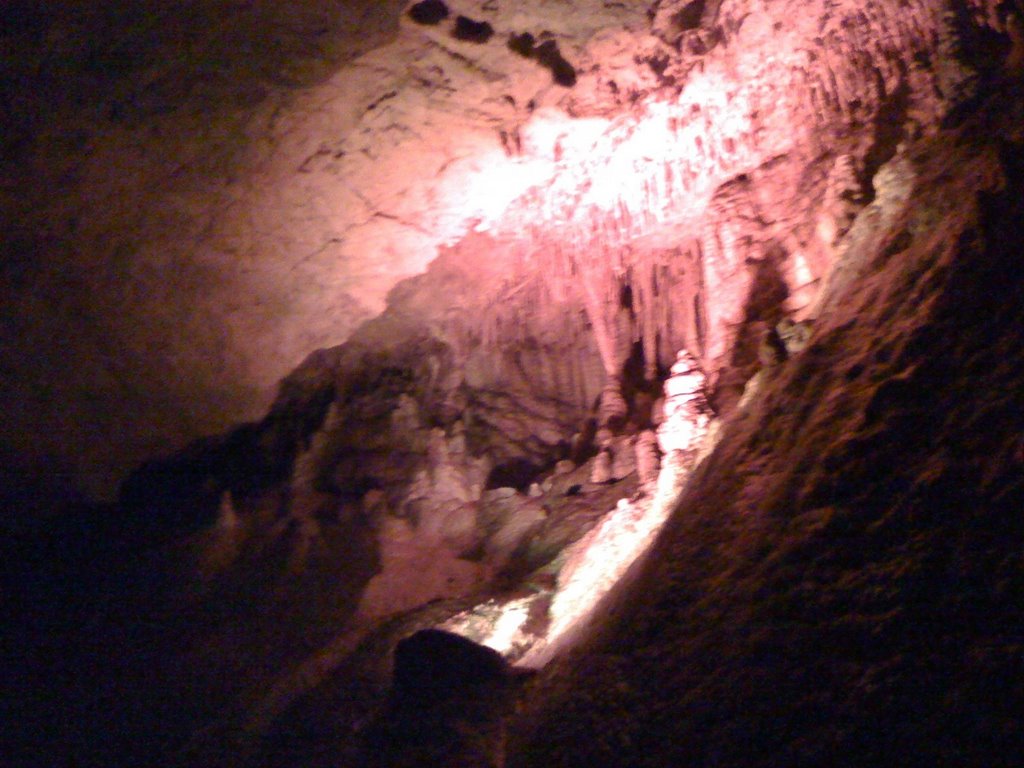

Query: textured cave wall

[510,82,1024,768]
[0,0,656,503]
[1,1,408,501]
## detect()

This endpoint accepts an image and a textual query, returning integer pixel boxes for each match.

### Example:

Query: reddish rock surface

[510,86,1024,768]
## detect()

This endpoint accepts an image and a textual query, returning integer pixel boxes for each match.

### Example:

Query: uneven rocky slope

[511,85,1024,768]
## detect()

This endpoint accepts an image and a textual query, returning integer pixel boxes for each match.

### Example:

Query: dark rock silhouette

[534,39,577,87]
[506,33,577,86]
[453,15,495,43]
[394,629,511,699]
[508,32,536,58]
[356,629,523,767]
[408,0,450,25]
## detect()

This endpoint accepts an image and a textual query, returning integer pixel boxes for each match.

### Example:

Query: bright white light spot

[480,598,532,654]
[441,595,537,657]
[520,108,610,161]
[545,495,669,646]
[520,352,717,668]
[793,250,814,286]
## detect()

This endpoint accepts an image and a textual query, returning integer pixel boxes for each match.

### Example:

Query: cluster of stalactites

[580,243,705,383]
[429,250,607,420]
[485,0,978,380]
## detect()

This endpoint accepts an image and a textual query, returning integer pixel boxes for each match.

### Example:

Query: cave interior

[2,1,1024,766]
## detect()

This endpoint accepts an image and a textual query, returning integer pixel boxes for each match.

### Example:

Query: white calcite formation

[657,350,712,457]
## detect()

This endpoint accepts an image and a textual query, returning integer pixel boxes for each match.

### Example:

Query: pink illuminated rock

[1,0,998,501]
[635,429,661,490]
[357,513,487,620]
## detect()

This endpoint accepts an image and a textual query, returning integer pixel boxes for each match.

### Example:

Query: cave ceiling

[0,0,1013,502]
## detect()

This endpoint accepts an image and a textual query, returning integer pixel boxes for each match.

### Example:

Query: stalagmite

[590,448,613,484]
[635,429,661,490]
[598,378,629,432]
[610,435,637,481]
[657,350,712,461]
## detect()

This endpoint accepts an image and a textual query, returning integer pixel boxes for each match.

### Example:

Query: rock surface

[356,629,519,767]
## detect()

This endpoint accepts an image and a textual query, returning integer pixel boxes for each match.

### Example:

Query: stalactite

[463,0,968,444]
[598,378,629,432]
[638,259,659,381]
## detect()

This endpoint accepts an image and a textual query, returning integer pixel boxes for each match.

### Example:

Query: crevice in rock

[453,15,495,44]
[408,0,450,26]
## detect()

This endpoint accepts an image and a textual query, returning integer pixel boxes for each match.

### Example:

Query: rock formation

[5,0,1005,500]
[510,87,1024,767]
[356,629,522,767]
